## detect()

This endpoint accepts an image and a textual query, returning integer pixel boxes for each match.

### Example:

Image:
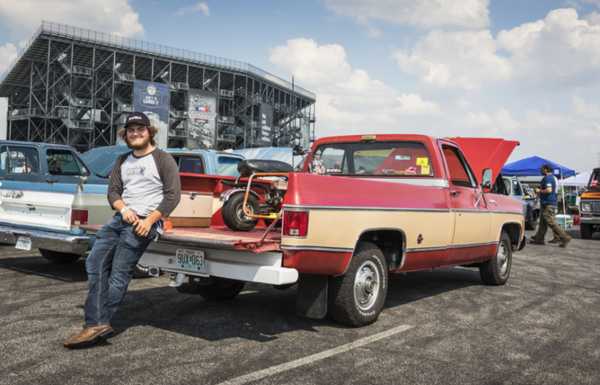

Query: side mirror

[481,168,493,191]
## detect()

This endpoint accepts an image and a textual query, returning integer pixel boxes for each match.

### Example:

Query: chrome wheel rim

[354,260,380,311]
[497,241,509,277]
[236,204,253,222]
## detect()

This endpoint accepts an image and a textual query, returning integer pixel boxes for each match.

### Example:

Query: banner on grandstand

[132,80,170,148]
[187,90,217,148]
[259,103,273,146]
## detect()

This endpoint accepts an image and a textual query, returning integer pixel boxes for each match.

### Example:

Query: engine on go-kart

[221,159,293,232]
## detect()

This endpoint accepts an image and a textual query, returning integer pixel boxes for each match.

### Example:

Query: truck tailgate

[0,189,74,231]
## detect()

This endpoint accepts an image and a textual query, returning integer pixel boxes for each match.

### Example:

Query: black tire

[39,249,81,264]
[222,193,258,231]
[581,224,593,239]
[328,242,388,327]
[176,277,245,301]
[480,231,512,285]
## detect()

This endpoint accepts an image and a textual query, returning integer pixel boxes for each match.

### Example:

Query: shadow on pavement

[110,267,480,342]
[0,254,88,282]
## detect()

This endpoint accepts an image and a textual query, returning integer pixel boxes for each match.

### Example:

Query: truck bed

[159,226,281,253]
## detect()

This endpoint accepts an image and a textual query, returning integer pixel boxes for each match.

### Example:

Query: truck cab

[580,168,600,239]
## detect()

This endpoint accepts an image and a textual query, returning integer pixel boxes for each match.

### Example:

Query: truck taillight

[71,209,88,226]
[283,210,309,237]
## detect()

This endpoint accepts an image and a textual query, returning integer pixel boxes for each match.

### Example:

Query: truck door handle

[450,190,460,197]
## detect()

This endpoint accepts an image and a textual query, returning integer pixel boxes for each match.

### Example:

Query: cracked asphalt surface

[1,229,599,385]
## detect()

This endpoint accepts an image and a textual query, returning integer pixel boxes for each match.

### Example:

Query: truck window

[216,156,242,177]
[442,145,476,188]
[177,156,204,174]
[590,170,600,190]
[46,149,88,176]
[312,142,433,176]
[0,146,40,175]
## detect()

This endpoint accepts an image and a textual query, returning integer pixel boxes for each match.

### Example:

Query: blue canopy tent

[501,156,576,178]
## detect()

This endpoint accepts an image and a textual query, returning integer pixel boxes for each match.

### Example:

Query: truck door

[441,144,492,262]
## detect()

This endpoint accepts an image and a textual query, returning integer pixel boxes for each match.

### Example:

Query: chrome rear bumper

[0,224,90,255]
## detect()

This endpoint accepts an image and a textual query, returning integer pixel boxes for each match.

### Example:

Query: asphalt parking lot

[1,229,599,385]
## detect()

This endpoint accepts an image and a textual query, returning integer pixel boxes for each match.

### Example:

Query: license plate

[175,248,206,272]
[15,236,32,251]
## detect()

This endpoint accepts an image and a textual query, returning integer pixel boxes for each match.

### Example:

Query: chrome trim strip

[283,204,521,216]
[406,241,497,253]
[356,178,449,188]
[283,204,450,213]
[280,245,354,253]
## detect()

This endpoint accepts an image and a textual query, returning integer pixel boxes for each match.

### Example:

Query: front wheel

[479,232,512,285]
[39,249,81,264]
[328,242,388,327]
[176,277,245,301]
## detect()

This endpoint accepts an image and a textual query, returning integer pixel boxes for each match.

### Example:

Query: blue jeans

[84,214,157,326]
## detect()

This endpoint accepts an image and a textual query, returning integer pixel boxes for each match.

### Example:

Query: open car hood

[449,137,520,184]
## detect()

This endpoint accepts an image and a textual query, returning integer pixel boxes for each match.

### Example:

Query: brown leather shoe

[529,237,545,245]
[64,324,113,349]
[549,238,560,244]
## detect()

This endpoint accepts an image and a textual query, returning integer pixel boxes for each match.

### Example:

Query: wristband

[120,206,129,215]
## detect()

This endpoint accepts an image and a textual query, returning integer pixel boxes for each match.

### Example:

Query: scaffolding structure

[0,21,316,151]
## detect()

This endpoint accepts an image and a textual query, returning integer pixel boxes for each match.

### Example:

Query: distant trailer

[0,21,316,152]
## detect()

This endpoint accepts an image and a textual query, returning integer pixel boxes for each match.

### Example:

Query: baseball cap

[124,112,150,128]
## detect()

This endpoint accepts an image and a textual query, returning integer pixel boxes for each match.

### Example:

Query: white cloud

[498,8,600,86]
[270,38,439,134]
[175,2,210,17]
[0,0,143,38]
[394,29,511,90]
[0,43,18,75]
[396,94,440,115]
[324,0,490,29]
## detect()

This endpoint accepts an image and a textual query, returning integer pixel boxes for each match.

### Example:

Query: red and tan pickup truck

[135,134,525,326]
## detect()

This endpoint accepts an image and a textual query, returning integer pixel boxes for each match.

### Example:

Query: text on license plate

[175,248,206,272]
[15,236,32,251]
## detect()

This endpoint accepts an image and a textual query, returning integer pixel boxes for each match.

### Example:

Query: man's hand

[122,208,140,225]
[134,218,153,238]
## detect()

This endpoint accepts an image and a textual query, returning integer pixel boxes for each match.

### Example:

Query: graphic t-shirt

[121,152,164,216]
[539,174,558,206]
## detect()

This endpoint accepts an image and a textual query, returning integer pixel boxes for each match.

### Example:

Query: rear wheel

[328,242,388,327]
[480,232,512,285]
[176,277,245,301]
[39,249,81,264]
[222,193,258,231]
[581,224,593,239]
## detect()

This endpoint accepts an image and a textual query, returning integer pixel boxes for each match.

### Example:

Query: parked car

[579,168,600,239]
[112,134,526,327]
[0,141,244,263]
[494,175,540,230]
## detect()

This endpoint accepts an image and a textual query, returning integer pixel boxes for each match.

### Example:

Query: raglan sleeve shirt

[154,150,181,217]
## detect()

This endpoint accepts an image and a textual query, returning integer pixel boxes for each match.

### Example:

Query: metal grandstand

[0,21,316,151]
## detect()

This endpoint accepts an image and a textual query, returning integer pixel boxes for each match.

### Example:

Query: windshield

[310,141,434,177]
[590,170,600,190]
[81,146,130,177]
[217,156,242,177]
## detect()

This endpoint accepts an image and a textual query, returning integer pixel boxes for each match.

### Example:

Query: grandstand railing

[1,21,315,100]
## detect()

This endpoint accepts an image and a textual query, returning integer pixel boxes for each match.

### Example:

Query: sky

[1,0,600,171]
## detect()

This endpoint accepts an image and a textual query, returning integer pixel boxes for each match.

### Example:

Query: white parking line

[217,324,413,385]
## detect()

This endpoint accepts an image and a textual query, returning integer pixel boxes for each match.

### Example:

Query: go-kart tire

[222,192,258,231]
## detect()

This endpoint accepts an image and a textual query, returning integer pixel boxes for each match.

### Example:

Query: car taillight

[71,209,88,226]
[283,210,309,237]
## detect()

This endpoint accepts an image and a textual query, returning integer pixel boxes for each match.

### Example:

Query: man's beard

[127,136,151,150]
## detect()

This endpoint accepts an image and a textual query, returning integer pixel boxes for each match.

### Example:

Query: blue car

[0,141,243,263]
